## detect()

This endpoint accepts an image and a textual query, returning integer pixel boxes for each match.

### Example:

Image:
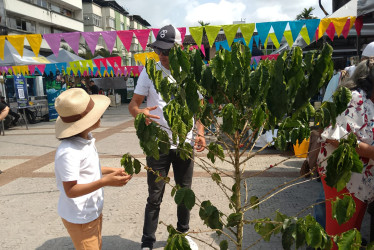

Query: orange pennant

[331,17,348,37]
[0,36,5,60]
[7,35,26,57]
[26,34,42,57]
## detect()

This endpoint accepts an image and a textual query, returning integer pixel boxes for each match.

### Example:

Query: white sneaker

[185,236,198,250]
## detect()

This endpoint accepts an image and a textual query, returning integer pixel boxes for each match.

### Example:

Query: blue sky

[117,0,332,29]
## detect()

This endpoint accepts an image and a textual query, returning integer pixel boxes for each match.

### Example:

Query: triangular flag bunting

[271,21,288,45]
[325,22,336,41]
[26,34,42,57]
[100,31,117,54]
[239,23,255,47]
[36,64,46,75]
[177,27,186,43]
[222,24,240,48]
[81,32,101,53]
[28,65,36,75]
[299,26,310,45]
[256,22,272,45]
[264,35,269,50]
[62,32,81,54]
[289,20,305,42]
[305,19,320,41]
[43,33,62,57]
[318,18,331,38]
[331,17,348,37]
[269,33,280,48]
[107,56,122,68]
[283,30,294,47]
[117,30,133,52]
[189,26,204,47]
[0,36,5,60]
[152,28,160,39]
[349,16,356,30]
[93,58,108,70]
[355,16,363,36]
[7,35,26,57]
[253,35,260,47]
[205,25,221,48]
[133,29,151,50]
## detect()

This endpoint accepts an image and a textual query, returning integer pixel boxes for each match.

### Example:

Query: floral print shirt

[317,89,374,202]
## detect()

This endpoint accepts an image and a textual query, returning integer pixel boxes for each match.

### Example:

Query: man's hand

[129,94,160,125]
[195,135,206,152]
[141,106,160,125]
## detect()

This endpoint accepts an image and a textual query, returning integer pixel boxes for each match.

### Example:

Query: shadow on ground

[36,236,166,250]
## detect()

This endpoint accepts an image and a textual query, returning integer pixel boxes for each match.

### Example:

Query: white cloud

[254,5,291,22]
[184,0,247,26]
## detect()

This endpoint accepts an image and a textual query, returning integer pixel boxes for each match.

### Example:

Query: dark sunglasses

[154,48,170,56]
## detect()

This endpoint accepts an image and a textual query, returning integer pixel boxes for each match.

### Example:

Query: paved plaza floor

[0,104,370,249]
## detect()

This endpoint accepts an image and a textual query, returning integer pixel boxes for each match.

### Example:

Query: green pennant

[239,23,255,46]
[284,30,294,47]
[205,25,221,48]
[222,24,240,48]
[269,33,280,48]
[189,26,204,47]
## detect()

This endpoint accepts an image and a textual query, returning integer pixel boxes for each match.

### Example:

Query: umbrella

[46,48,84,63]
[0,40,50,66]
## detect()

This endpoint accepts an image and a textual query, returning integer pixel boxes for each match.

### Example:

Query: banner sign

[14,75,28,107]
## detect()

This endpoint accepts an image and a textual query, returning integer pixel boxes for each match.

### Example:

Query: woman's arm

[326,139,374,160]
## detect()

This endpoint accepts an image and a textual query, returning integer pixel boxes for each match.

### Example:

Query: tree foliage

[126,42,369,249]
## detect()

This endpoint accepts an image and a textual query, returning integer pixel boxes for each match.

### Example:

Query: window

[120,23,125,30]
[62,9,73,17]
[93,14,102,27]
[106,17,115,28]
[53,28,64,33]
[36,0,48,9]
[50,4,61,13]
[7,17,35,32]
[38,24,51,34]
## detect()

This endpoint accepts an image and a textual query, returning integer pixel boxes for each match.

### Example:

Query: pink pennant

[315,27,319,41]
[355,17,363,36]
[28,65,36,75]
[36,64,46,75]
[138,65,144,73]
[43,33,62,57]
[113,67,119,76]
[62,32,81,54]
[342,19,351,39]
[325,22,336,41]
[251,56,261,65]
[82,32,101,53]
[83,71,88,77]
[152,28,160,39]
[177,27,186,43]
[93,58,108,70]
[200,44,206,57]
[117,30,133,52]
[95,70,99,77]
[107,56,122,68]
[133,29,151,50]
[100,31,117,54]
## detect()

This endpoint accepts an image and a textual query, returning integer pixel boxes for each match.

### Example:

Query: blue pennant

[271,21,288,44]
[305,19,320,41]
[256,22,272,46]
[289,20,305,42]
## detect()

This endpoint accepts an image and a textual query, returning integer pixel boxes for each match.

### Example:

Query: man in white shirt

[128,24,205,250]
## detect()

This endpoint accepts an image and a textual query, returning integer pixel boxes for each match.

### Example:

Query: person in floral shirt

[317,58,374,242]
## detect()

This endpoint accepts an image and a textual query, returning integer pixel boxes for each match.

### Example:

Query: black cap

[148,25,182,50]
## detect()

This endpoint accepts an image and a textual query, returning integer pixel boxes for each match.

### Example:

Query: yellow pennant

[318,18,331,38]
[349,16,356,30]
[134,52,159,66]
[205,25,222,48]
[299,26,310,45]
[331,17,348,37]
[21,66,29,75]
[12,66,20,75]
[239,23,255,47]
[0,36,5,60]
[284,30,294,47]
[222,24,240,48]
[189,26,204,47]
[26,34,42,57]
[7,35,26,57]
[269,33,280,48]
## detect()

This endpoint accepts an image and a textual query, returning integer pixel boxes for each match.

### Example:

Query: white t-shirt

[134,62,195,148]
[54,133,103,224]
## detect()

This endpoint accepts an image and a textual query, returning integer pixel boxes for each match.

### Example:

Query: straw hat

[55,88,110,139]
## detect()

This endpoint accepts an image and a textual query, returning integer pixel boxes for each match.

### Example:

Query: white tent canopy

[46,48,84,63]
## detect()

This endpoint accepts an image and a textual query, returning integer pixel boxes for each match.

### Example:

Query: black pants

[141,149,194,248]
[8,110,20,124]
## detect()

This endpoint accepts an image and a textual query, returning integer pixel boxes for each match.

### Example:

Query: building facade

[82,0,151,66]
[0,0,84,53]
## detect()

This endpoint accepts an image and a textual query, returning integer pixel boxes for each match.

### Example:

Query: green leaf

[331,195,356,225]
[306,224,323,248]
[174,187,186,205]
[211,173,221,183]
[282,223,296,250]
[221,103,238,134]
[227,212,242,227]
[219,240,228,250]
[183,188,196,210]
[199,200,223,230]
[133,159,141,174]
[155,176,163,183]
[336,229,362,250]
[249,196,259,210]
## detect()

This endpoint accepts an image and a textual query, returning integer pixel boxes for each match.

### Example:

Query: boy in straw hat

[54,88,132,250]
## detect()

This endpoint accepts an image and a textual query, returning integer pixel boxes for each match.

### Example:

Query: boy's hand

[103,169,132,187]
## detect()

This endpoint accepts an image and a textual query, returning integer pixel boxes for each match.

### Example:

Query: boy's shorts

[62,214,103,250]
